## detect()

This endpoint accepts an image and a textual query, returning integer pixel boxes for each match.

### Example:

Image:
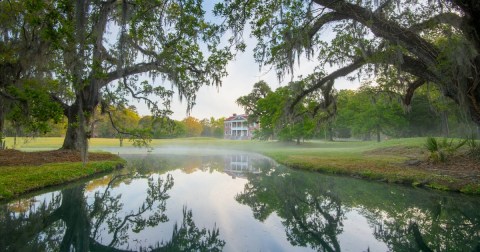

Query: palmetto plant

[466,136,480,160]
[425,137,467,163]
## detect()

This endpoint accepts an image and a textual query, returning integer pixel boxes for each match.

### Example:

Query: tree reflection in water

[237,163,480,251]
[236,164,345,252]
[0,171,225,251]
[147,207,224,252]
[364,195,480,251]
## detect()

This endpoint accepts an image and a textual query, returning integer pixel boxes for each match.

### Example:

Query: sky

[132,2,361,120]
[158,45,360,120]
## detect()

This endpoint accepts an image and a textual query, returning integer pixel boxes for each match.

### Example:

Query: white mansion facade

[224,114,259,140]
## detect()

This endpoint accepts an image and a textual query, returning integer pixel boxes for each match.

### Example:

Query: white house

[224,114,259,140]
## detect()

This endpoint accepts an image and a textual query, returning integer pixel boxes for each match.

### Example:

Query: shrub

[424,137,467,163]
[466,135,480,160]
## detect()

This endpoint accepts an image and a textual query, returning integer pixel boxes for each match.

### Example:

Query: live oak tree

[237,76,335,143]
[0,0,60,148]
[215,0,480,127]
[5,80,64,144]
[236,80,272,120]
[35,0,231,159]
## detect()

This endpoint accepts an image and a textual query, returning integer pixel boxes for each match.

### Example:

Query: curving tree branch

[410,12,464,32]
[307,12,348,40]
[312,0,440,66]
[290,48,438,110]
[403,79,426,106]
[291,58,366,109]
[102,62,168,87]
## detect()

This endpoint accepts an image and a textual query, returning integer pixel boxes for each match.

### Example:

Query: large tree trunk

[61,76,100,151]
[61,0,93,162]
[62,103,80,150]
[62,118,79,150]
[61,96,96,152]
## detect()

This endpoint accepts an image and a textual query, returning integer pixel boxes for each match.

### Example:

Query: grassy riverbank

[0,149,126,200]
[3,137,480,195]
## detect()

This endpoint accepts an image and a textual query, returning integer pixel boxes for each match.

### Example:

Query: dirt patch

[415,155,480,180]
[366,146,424,158]
[0,149,119,166]
[367,146,480,186]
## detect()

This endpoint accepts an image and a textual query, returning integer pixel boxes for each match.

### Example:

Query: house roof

[224,114,248,121]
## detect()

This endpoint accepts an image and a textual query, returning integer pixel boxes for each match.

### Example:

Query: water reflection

[0,171,225,251]
[236,166,345,251]
[224,154,262,178]
[123,153,226,175]
[237,163,480,251]
[1,151,480,251]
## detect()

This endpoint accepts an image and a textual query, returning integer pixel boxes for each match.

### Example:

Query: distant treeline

[331,87,480,141]
[3,106,225,139]
[5,85,479,142]
[237,80,479,143]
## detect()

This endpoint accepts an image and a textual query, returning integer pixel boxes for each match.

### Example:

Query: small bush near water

[425,137,467,163]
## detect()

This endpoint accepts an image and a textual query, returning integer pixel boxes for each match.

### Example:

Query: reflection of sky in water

[163,169,311,252]
[81,167,313,251]
[3,148,480,251]
[6,191,61,215]
[81,151,390,251]
[340,209,389,251]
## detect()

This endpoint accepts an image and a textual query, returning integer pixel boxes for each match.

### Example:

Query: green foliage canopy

[216,0,480,127]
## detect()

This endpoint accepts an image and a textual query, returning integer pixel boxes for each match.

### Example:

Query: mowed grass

[0,158,125,200]
[4,136,425,152]
[3,136,479,194]
[1,139,127,200]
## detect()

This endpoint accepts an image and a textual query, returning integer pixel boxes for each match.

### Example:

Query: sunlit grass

[0,158,126,200]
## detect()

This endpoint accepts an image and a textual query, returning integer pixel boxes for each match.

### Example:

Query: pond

[1,147,480,251]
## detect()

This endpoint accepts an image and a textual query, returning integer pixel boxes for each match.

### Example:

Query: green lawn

[1,138,128,200]
[0,158,125,200]
[2,136,479,195]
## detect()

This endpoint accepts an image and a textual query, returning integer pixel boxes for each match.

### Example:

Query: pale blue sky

[159,43,360,120]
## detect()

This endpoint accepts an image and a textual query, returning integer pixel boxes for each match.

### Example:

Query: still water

[1,147,480,251]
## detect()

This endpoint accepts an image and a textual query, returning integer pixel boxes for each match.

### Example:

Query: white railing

[231,127,249,130]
